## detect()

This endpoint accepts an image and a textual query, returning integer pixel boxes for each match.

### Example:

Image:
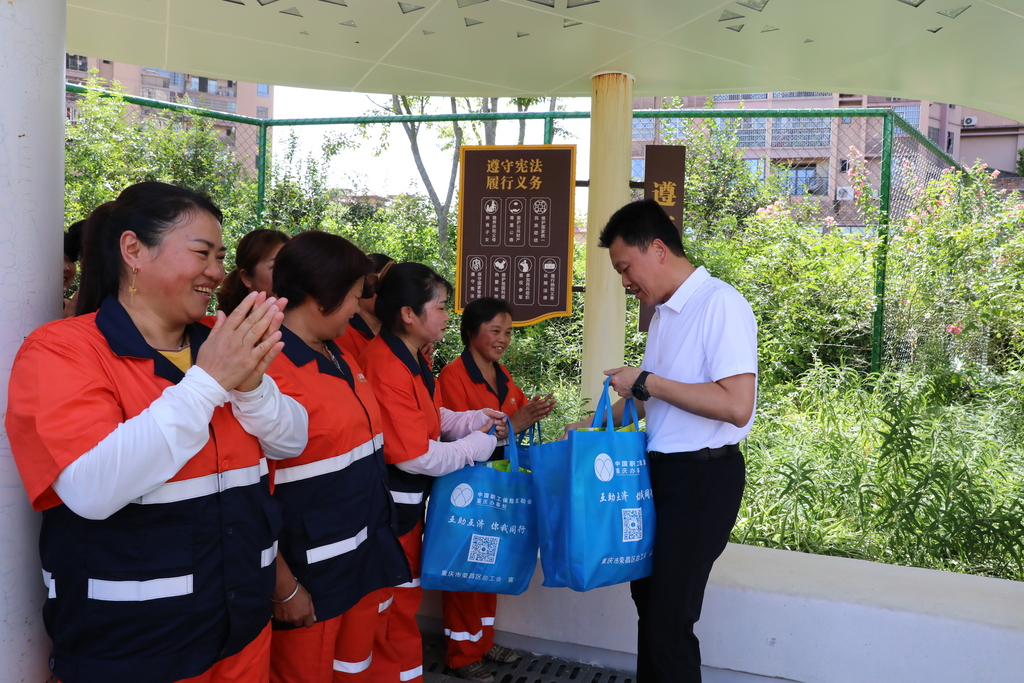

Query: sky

[272,87,594,201]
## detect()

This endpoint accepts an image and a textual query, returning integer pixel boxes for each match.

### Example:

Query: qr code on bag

[468,534,500,564]
[622,508,643,542]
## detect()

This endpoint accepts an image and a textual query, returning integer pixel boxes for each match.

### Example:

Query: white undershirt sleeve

[52,365,230,521]
[393,431,497,477]
[439,407,495,440]
[230,374,308,460]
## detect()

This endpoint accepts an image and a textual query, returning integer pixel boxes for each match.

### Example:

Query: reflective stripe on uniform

[261,541,278,568]
[396,577,420,589]
[445,629,483,642]
[274,434,383,485]
[400,665,423,681]
[130,459,268,505]
[378,595,394,612]
[87,574,194,601]
[42,569,56,598]
[481,617,495,626]
[391,490,423,505]
[306,526,369,564]
[333,653,373,674]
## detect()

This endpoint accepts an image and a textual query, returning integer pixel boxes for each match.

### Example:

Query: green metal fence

[64,83,960,371]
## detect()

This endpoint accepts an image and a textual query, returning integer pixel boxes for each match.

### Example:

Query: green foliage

[1017,149,1024,177]
[884,163,1024,372]
[688,198,878,383]
[661,98,783,239]
[739,366,1024,580]
[65,75,254,229]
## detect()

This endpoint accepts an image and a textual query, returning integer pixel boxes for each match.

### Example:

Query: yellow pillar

[581,72,634,409]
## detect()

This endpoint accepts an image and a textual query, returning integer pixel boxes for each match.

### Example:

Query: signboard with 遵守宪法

[456,145,576,325]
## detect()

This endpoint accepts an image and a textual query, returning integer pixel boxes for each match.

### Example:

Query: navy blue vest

[40,298,281,683]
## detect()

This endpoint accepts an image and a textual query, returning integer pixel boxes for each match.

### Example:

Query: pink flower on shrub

[946,322,964,335]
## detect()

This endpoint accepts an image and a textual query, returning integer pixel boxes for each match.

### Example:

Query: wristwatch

[631,371,652,401]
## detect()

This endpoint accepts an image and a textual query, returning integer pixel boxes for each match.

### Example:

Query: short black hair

[64,220,85,262]
[375,262,452,334]
[461,297,514,346]
[598,199,686,257]
[273,231,373,314]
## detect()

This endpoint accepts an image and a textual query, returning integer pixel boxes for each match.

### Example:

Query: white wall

[421,543,1024,682]
[0,0,66,679]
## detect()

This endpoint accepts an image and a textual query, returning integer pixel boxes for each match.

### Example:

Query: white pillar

[0,0,66,678]
[580,72,634,408]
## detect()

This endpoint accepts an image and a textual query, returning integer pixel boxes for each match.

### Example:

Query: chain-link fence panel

[881,116,979,371]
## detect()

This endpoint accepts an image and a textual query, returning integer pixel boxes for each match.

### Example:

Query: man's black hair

[598,199,686,257]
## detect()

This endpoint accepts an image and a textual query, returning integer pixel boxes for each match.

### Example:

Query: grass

[736,364,1024,581]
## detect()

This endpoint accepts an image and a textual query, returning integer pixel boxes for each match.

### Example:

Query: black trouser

[630,449,746,683]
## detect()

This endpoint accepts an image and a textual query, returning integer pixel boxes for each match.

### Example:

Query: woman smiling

[5,182,308,683]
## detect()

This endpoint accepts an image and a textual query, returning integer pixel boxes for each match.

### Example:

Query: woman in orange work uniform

[337,253,393,359]
[264,232,410,683]
[5,182,308,683]
[217,228,290,315]
[436,297,556,682]
[358,263,508,683]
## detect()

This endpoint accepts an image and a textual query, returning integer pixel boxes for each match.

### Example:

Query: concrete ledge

[420,543,1024,682]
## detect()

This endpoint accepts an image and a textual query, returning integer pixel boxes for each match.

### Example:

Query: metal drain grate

[422,633,636,683]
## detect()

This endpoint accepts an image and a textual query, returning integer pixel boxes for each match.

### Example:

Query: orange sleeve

[437,361,475,413]
[5,334,128,509]
[370,371,434,465]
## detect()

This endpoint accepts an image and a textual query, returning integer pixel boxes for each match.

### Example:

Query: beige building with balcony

[65,54,274,169]
[632,93,1024,225]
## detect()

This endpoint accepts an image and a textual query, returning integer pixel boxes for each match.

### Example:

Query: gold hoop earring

[128,267,138,305]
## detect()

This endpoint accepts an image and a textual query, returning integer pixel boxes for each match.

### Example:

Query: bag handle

[488,415,520,472]
[516,421,543,447]
[592,376,639,431]
[591,376,616,431]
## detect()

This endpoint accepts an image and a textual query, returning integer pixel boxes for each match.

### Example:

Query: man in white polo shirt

[592,199,757,682]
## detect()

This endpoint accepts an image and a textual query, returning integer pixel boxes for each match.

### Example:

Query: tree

[360,96,560,251]
[662,97,781,240]
[64,75,253,228]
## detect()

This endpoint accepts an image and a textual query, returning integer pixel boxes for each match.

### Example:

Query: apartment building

[65,54,274,167]
[631,93,1024,225]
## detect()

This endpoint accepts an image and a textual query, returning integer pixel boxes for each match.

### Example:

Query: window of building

[771,92,830,98]
[947,131,955,153]
[631,158,645,182]
[776,163,827,195]
[208,79,218,95]
[839,158,851,173]
[66,54,88,71]
[169,72,185,87]
[772,118,831,148]
[726,117,767,148]
[928,126,941,144]
[713,93,768,101]
[841,116,853,124]
[632,118,655,140]
[256,106,270,119]
[892,104,920,135]
[257,83,270,97]
[745,158,766,179]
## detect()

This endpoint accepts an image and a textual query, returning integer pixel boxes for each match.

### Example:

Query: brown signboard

[640,144,686,331]
[456,145,576,325]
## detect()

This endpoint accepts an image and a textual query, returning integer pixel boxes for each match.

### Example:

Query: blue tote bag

[532,377,654,591]
[421,421,538,595]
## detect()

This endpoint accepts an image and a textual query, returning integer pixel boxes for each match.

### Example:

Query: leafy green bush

[740,365,1024,580]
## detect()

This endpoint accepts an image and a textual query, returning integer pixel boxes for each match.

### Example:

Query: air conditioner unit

[836,186,855,201]
[962,116,979,127]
